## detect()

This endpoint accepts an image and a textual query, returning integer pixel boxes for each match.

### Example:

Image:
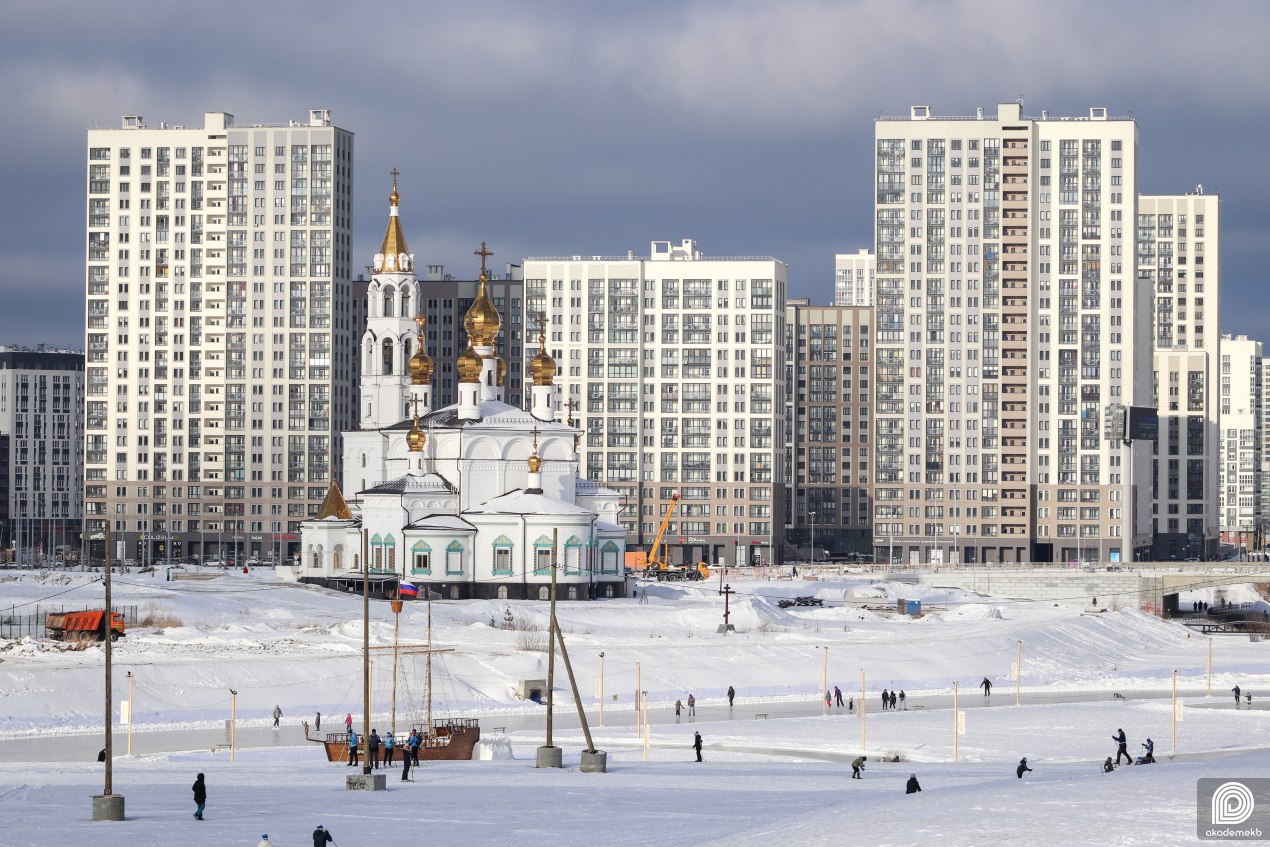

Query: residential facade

[872,102,1153,565]
[784,300,873,557]
[1218,334,1262,555]
[834,248,875,307]
[523,239,789,567]
[0,346,84,564]
[1141,191,1220,560]
[84,110,355,565]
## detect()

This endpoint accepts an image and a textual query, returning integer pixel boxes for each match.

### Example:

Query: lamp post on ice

[91,526,124,820]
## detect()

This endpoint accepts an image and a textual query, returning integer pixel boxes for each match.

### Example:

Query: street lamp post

[809,510,816,567]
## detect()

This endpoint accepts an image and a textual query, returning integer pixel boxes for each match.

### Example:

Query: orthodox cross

[474,241,494,277]
[535,311,547,342]
[390,167,400,186]
[531,426,540,452]
[408,394,422,417]
[565,397,577,426]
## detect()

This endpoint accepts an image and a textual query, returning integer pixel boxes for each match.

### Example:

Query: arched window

[401,287,411,317]
[497,585,508,600]
[385,534,396,571]
[361,453,367,468]
[602,541,620,574]
[445,540,464,575]
[371,534,383,569]
[492,535,514,575]
[311,548,320,569]
[538,586,549,601]
[533,535,553,575]
[382,338,394,375]
[383,285,396,317]
[333,549,342,571]
[567,586,578,601]
[564,536,582,574]
[411,541,431,574]
[605,584,615,598]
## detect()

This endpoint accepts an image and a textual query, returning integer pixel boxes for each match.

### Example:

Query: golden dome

[527,428,542,473]
[456,341,482,384]
[529,313,557,386]
[409,313,433,383]
[375,171,410,272]
[406,416,426,453]
[463,242,500,346]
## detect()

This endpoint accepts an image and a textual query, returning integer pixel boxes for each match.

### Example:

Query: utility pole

[953,681,959,763]
[537,529,562,768]
[721,584,734,633]
[362,527,371,777]
[91,521,125,820]
[820,646,829,716]
[860,669,867,753]
[598,652,605,727]
[1172,669,1178,757]
[230,688,237,763]
[1016,640,1022,705]
[127,671,133,756]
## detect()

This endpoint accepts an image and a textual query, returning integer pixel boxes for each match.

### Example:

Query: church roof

[595,520,626,533]
[316,479,353,519]
[405,513,475,532]
[360,473,455,496]
[466,489,594,517]
[381,400,576,433]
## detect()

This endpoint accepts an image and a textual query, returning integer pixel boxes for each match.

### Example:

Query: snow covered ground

[2,568,1270,844]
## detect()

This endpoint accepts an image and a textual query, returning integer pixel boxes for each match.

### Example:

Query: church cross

[531,426,540,451]
[474,241,494,277]
[390,167,400,186]
[408,394,421,417]
[535,311,547,342]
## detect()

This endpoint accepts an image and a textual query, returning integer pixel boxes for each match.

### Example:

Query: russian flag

[398,582,419,599]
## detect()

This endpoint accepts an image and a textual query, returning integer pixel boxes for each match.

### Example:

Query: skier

[347,729,359,766]
[1016,757,1032,778]
[899,690,907,710]
[313,824,334,847]
[1113,728,1132,765]
[258,836,273,847]
[687,694,696,716]
[315,711,321,732]
[906,773,922,794]
[1140,738,1155,764]
[384,731,395,767]
[851,755,867,779]
[727,685,736,707]
[191,772,207,820]
[368,729,381,769]
[1233,685,1242,707]
[272,705,282,728]
[693,731,703,762]
[981,677,992,697]
[1103,757,1115,773]
[834,686,844,708]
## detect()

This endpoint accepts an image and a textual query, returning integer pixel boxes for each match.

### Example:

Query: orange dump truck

[46,610,126,642]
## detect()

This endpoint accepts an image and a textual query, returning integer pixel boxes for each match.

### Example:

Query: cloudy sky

[3,0,1268,348]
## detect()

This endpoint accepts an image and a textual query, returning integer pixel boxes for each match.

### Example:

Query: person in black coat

[192,772,207,820]
[906,773,921,794]
[1016,757,1032,778]
[693,731,703,762]
[1103,757,1115,773]
[1113,728,1131,765]
[313,824,334,847]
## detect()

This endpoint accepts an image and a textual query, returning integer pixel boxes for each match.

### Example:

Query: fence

[0,604,139,640]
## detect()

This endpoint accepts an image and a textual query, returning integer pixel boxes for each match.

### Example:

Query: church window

[492,535,513,575]
[446,540,464,574]
[564,536,582,573]
[361,453,366,468]
[332,549,341,570]
[311,548,319,569]
[412,541,431,574]
[497,586,508,600]
[567,586,578,601]
[383,285,395,317]
[601,540,620,574]
[533,535,553,575]
[538,586,549,601]
[382,338,394,375]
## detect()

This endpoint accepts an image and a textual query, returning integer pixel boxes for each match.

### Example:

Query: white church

[295,179,629,600]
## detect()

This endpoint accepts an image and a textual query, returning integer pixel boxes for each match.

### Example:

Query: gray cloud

[2,0,1269,347]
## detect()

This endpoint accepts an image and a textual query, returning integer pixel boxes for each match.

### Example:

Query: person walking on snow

[1113,728,1132,765]
[384,731,395,767]
[1016,757,1032,778]
[409,728,422,765]
[313,825,334,847]
[675,699,682,719]
[693,731,703,762]
[191,772,207,820]
[889,690,897,710]
[906,773,922,794]
[1141,738,1155,764]
[347,729,359,766]
[315,711,321,732]
[1233,685,1242,707]
[851,755,867,779]
[401,741,413,781]
[687,694,696,716]
[848,695,854,713]
[898,690,907,710]
[727,686,736,707]
[881,688,889,711]
[345,713,353,732]
[981,677,992,697]
[368,729,381,769]
[834,686,844,707]
[272,705,282,728]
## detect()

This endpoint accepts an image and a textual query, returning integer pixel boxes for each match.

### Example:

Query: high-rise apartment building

[872,103,1153,565]
[834,249,875,307]
[784,301,873,557]
[0,346,84,564]
[84,110,355,565]
[523,239,788,567]
[1218,334,1262,555]
[1141,191,1220,560]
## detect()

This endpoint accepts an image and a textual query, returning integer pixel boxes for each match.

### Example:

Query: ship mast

[426,592,433,738]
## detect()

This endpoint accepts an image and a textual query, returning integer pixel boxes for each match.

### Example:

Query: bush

[137,602,183,629]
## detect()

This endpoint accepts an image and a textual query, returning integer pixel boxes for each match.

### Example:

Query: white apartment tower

[84,110,355,565]
[523,239,788,567]
[872,103,1152,565]
[1141,191,1221,560]
[1218,334,1262,555]
[834,248,875,306]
